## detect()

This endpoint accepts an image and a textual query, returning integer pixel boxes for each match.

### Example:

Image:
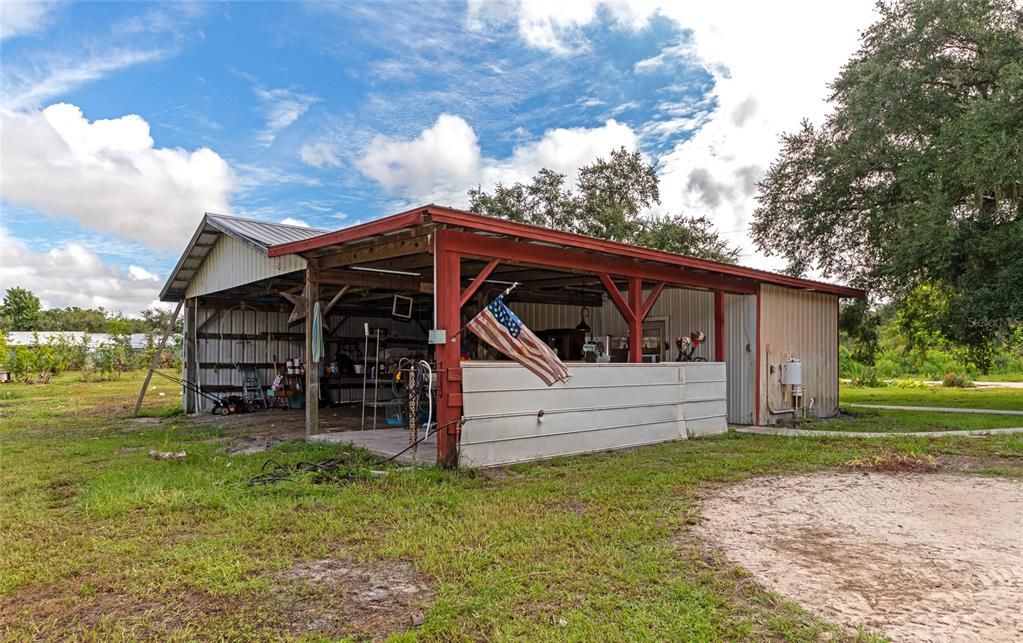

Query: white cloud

[0,103,235,252]
[0,0,59,41]
[0,228,164,313]
[254,86,319,146]
[279,217,309,228]
[1,47,169,110]
[356,113,638,205]
[299,141,341,169]
[467,0,648,55]
[356,113,482,200]
[128,265,160,281]
[464,0,879,268]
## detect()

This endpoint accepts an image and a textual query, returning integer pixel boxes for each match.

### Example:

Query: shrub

[890,378,927,388]
[86,335,135,380]
[942,371,975,388]
[839,344,864,379]
[849,366,886,388]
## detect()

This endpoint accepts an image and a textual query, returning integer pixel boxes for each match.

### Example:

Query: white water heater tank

[781,358,802,385]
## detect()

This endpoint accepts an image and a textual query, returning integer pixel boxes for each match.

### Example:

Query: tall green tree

[752,0,1023,367]
[1,287,42,331]
[469,147,739,262]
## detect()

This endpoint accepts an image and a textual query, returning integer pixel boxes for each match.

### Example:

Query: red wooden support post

[434,231,462,468]
[714,291,725,362]
[628,277,643,363]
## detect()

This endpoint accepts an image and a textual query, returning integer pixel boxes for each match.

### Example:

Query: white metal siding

[513,303,593,334]
[724,294,756,424]
[758,285,839,421]
[460,362,726,467]
[516,288,716,360]
[599,287,715,359]
[186,234,307,298]
[184,304,428,412]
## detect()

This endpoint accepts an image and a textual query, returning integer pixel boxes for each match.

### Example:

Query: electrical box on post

[781,358,802,385]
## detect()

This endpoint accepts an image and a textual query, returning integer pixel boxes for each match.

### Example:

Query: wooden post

[184,298,198,413]
[304,267,320,437]
[434,231,461,468]
[714,291,725,363]
[628,277,643,362]
[133,300,185,416]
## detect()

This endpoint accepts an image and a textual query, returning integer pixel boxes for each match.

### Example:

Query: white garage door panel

[460,362,727,467]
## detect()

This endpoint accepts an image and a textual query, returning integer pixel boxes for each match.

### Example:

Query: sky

[0,0,880,314]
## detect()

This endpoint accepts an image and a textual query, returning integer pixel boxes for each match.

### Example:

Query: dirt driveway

[698,472,1023,642]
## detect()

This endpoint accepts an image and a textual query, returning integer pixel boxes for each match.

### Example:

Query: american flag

[467,295,571,386]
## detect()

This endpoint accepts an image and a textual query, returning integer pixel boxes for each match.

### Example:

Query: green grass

[813,407,1023,432]
[976,373,1023,382]
[3,373,1023,640]
[841,383,1023,412]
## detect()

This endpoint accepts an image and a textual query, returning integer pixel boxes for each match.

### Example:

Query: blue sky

[0,1,877,313]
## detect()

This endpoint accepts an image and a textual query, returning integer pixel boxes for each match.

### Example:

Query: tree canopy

[752,0,1023,364]
[468,147,740,263]
[0,288,181,335]
[0,287,41,331]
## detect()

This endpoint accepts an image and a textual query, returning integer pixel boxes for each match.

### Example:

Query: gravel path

[698,472,1023,642]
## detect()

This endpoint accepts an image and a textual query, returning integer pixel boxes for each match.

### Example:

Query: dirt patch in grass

[272,558,435,640]
[226,434,294,455]
[2,559,435,640]
[842,452,938,473]
[45,476,82,509]
[0,580,251,640]
[698,472,1023,642]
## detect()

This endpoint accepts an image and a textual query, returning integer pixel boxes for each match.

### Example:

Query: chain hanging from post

[406,363,420,445]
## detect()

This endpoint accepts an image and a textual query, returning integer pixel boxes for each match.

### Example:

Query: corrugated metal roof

[205,213,327,249]
[160,213,328,301]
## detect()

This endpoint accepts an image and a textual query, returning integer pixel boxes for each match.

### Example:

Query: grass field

[840,384,1023,412]
[815,407,1023,432]
[3,372,1023,640]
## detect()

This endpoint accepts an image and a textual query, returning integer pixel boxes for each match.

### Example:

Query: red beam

[265,203,865,298]
[268,207,428,257]
[640,282,665,320]
[434,232,461,468]
[442,230,756,295]
[460,259,500,308]
[424,206,866,298]
[598,273,634,323]
[714,291,725,362]
[628,277,643,362]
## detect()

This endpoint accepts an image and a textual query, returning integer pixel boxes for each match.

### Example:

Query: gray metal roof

[160,213,328,301]
[206,213,328,249]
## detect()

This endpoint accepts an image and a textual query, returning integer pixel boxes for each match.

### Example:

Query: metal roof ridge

[204,211,330,232]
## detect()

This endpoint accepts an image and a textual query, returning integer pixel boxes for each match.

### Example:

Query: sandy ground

[698,472,1023,642]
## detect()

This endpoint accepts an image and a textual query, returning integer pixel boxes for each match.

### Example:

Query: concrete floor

[310,427,437,465]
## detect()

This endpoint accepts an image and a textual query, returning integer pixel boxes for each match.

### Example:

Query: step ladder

[240,367,268,410]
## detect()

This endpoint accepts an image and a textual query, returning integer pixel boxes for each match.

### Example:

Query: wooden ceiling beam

[316,232,432,269]
[317,268,432,294]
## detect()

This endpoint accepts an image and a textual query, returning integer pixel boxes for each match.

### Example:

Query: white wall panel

[758,285,839,421]
[460,362,726,467]
[725,294,756,424]
[186,234,306,298]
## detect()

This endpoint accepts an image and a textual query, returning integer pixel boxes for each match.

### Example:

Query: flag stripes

[467,295,570,386]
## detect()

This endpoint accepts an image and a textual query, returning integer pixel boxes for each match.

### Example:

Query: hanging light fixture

[575,305,591,333]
